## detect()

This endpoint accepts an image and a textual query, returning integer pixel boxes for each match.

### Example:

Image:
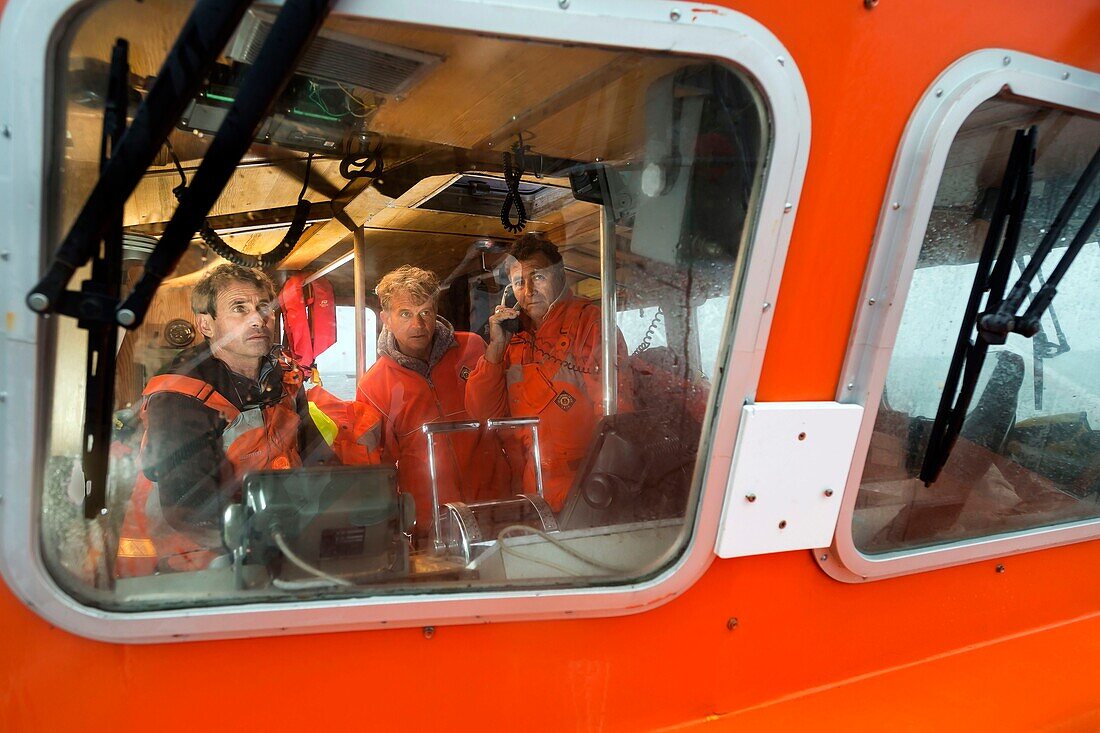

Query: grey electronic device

[237,465,414,587]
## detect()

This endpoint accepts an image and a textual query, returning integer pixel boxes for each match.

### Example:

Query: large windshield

[42,1,770,610]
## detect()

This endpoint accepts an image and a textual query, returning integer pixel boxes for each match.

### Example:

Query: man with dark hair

[116,264,331,576]
[357,265,509,545]
[466,234,633,509]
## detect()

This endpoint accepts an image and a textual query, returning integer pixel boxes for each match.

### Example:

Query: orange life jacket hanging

[280,274,337,367]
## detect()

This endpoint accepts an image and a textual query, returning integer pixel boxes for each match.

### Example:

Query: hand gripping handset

[499,285,522,334]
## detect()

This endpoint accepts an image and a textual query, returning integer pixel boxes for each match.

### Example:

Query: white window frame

[820,49,1100,583]
[0,0,809,641]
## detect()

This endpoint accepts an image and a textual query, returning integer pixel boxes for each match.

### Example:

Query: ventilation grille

[227,11,443,96]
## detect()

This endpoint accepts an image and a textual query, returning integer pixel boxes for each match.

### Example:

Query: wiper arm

[26,0,255,317]
[118,0,338,328]
[919,126,1037,485]
[980,144,1100,342]
[1016,256,1070,411]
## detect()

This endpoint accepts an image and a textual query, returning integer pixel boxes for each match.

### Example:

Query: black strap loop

[340,131,384,180]
[501,151,528,234]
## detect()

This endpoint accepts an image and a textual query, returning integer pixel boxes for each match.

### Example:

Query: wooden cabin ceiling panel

[282,180,599,272]
[322,19,695,161]
[371,44,616,151]
[323,19,617,152]
[69,0,191,79]
[71,4,692,277]
[122,157,345,228]
[355,229,475,287]
[69,4,693,165]
[278,171,454,270]
[523,57,690,163]
[546,215,600,251]
[533,198,600,232]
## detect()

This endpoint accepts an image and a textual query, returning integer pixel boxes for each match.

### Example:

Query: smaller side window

[854,95,1100,555]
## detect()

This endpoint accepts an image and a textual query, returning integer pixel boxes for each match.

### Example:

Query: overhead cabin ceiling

[61,0,691,297]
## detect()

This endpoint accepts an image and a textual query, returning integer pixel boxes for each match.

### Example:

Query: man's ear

[379,309,391,330]
[552,264,568,297]
[197,312,215,339]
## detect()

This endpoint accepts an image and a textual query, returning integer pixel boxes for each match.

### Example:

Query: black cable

[631,307,664,357]
[919,127,1036,486]
[501,151,528,233]
[530,338,595,375]
[298,153,313,200]
[166,141,312,269]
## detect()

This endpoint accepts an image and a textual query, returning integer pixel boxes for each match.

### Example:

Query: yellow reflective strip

[117,537,157,558]
[308,401,339,446]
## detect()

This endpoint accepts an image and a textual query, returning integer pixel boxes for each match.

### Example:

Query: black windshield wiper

[920,128,1100,485]
[26,0,254,318]
[918,127,1037,485]
[24,0,338,518]
[78,40,129,518]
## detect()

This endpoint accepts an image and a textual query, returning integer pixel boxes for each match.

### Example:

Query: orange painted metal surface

[3,0,1100,730]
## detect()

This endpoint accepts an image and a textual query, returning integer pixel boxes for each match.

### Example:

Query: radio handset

[499,286,522,335]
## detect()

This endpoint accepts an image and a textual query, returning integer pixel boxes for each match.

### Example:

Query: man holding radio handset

[466,234,633,509]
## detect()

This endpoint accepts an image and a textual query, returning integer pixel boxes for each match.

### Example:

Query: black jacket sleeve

[141,392,231,540]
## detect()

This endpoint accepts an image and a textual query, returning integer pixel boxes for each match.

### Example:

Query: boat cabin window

[39,0,770,612]
[853,94,1100,555]
[313,304,377,401]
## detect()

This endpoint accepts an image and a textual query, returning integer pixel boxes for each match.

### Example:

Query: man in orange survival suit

[356,265,509,546]
[466,234,633,509]
[116,264,333,576]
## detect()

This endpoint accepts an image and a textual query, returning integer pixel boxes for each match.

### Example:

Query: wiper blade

[80,39,129,519]
[919,127,1036,485]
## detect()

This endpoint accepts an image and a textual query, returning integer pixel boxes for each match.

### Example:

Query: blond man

[356,265,509,544]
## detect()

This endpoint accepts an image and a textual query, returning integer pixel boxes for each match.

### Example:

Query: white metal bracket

[715,402,863,558]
